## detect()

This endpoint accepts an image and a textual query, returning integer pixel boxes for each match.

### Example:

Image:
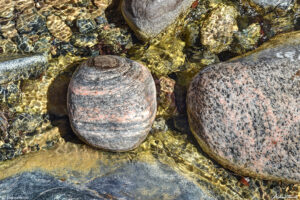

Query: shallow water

[0,0,299,199]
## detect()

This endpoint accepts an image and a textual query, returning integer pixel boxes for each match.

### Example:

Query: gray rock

[0,162,216,200]
[251,0,294,9]
[121,0,194,40]
[0,171,100,199]
[187,31,300,183]
[0,54,48,84]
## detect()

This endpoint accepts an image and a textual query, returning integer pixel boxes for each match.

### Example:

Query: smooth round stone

[187,31,300,183]
[121,0,194,40]
[67,55,157,152]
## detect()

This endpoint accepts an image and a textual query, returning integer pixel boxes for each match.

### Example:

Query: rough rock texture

[156,76,177,118]
[0,0,15,19]
[250,0,294,9]
[0,162,215,200]
[200,4,239,53]
[0,19,18,39]
[0,54,48,84]
[67,55,157,151]
[46,15,72,42]
[121,0,194,40]
[187,31,300,183]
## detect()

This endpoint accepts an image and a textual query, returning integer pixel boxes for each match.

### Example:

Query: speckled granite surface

[0,54,48,84]
[250,0,294,9]
[67,55,157,151]
[0,162,215,200]
[187,32,300,183]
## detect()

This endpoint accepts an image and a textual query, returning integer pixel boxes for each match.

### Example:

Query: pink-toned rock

[67,55,157,152]
[187,32,300,183]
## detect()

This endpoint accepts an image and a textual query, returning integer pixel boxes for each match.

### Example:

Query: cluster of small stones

[0,0,298,193]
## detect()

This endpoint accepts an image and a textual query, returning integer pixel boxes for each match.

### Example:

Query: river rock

[0,54,48,84]
[0,162,215,199]
[67,55,157,152]
[187,31,300,183]
[121,0,194,40]
[250,0,294,9]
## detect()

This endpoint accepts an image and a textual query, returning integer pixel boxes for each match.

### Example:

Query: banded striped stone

[67,55,157,151]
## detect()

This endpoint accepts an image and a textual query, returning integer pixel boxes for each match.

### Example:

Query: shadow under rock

[104,0,141,44]
[46,62,83,145]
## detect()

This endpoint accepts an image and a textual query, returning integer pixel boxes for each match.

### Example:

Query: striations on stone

[187,31,300,183]
[121,0,194,40]
[0,54,48,84]
[67,55,157,152]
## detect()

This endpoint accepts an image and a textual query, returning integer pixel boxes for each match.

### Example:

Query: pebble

[200,4,238,53]
[16,12,47,35]
[0,54,48,84]
[67,55,157,151]
[187,31,300,183]
[76,18,97,34]
[121,0,194,40]
[15,35,34,53]
[0,83,21,106]
[250,0,294,9]
[156,76,177,118]
[0,0,15,19]
[46,15,72,42]
[0,19,18,39]
[71,33,98,48]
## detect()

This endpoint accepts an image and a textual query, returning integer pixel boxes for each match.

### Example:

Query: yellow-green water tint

[0,125,299,199]
[0,1,299,199]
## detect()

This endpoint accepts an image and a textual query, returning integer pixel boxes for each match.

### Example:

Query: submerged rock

[0,54,48,84]
[121,0,194,40]
[0,162,215,200]
[200,4,239,53]
[0,0,14,19]
[0,83,21,106]
[250,0,294,9]
[67,55,157,151]
[0,19,18,39]
[187,31,300,183]
[46,15,72,42]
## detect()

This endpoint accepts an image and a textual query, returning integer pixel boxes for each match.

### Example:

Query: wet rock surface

[121,0,194,40]
[0,54,48,84]
[67,55,157,151]
[0,162,215,200]
[200,4,238,53]
[187,31,300,183]
[250,0,294,9]
[0,0,299,199]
